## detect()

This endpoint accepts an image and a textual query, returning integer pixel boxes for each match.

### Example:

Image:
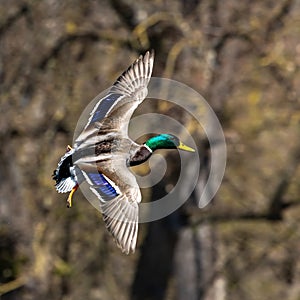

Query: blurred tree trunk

[174,140,225,300]
[174,224,225,300]
[131,182,182,300]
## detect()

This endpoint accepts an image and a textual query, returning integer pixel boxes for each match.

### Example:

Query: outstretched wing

[75,50,154,149]
[73,52,154,253]
[78,158,141,254]
[106,50,154,132]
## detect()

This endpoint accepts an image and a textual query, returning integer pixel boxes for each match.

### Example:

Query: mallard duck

[53,51,195,254]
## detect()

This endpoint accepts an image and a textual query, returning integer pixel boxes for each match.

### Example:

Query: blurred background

[1,0,300,299]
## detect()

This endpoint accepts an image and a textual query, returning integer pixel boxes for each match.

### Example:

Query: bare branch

[265,0,294,40]
[0,3,29,36]
[38,31,129,70]
[0,276,27,296]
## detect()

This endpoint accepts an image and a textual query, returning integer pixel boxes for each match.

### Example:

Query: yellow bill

[177,141,195,152]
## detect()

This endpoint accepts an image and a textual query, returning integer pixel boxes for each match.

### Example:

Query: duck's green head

[145,134,195,152]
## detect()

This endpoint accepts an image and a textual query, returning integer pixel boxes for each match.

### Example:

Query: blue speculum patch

[88,172,118,200]
[90,93,122,124]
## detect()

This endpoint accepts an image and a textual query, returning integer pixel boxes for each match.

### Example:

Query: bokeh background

[1,0,300,299]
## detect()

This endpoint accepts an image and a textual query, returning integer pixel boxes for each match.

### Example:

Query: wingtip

[137,49,154,66]
[149,49,155,59]
[111,50,155,98]
[100,195,139,255]
[143,49,155,64]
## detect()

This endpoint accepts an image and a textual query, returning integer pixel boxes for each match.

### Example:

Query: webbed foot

[66,184,79,208]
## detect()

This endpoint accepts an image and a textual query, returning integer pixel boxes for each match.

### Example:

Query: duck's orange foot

[66,145,73,152]
[66,184,79,208]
